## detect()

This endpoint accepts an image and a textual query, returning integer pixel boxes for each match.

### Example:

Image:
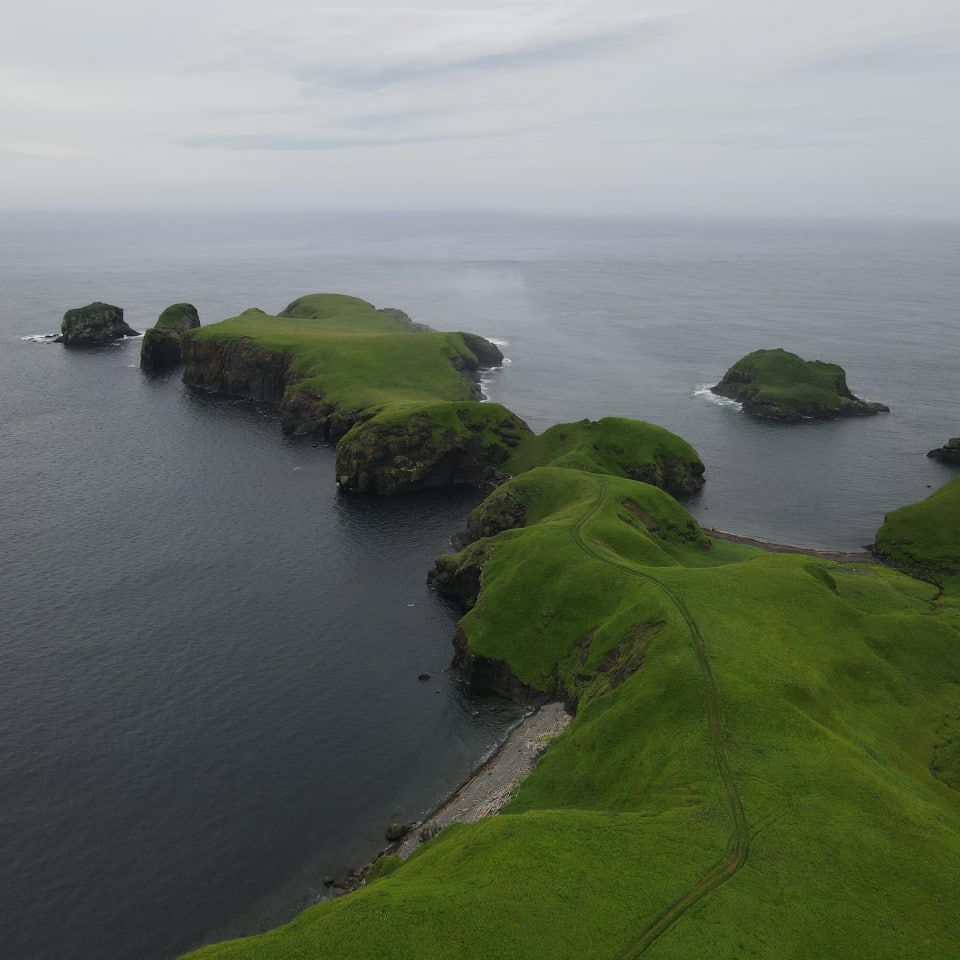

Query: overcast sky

[2,0,959,217]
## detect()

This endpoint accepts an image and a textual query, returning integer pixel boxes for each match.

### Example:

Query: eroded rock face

[140,304,201,370]
[459,332,504,369]
[928,438,960,466]
[335,407,530,494]
[181,336,291,405]
[59,302,138,346]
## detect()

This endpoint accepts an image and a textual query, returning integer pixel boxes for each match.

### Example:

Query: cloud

[790,34,960,76]
[178,128,515,152]
[296,17,669,90]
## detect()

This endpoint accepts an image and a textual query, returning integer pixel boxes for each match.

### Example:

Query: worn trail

[571,479,750,957]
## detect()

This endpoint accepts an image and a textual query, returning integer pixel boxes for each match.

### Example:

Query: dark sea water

[1,211,958,960]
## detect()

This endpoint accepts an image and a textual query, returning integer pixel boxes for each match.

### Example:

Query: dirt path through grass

[572,479,750,957]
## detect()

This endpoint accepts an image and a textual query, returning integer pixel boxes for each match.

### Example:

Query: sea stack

[58,302,138,346]
[140,303,200,370]
[712,348,889,421]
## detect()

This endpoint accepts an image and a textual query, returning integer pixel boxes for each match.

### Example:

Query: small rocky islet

[711,347,889,421]
[56,301,139,346]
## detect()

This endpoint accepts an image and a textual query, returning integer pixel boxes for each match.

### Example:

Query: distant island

[712,347,889,421]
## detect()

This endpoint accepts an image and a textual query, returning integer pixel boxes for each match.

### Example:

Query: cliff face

[141,304,201,371]
[181,336,292,406]
[335,403,531,494]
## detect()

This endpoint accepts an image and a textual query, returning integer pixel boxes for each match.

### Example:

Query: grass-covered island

[177,300,960,959]
[141,303,200,370]
[182,294,705,497]
[712,348,889,421]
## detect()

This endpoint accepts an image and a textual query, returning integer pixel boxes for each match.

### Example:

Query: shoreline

[334,701,571,894]
[703,527,879,565]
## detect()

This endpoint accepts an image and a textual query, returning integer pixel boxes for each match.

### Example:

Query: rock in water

[385,822,409,842]
[59,302,138,346]
[712,348,889,421]
[140,303,200,370]
[928,437,960,466]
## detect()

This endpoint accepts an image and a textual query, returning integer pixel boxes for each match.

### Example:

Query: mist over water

[2,212,958,960]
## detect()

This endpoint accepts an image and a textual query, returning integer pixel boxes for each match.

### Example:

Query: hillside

[185,467,960,959]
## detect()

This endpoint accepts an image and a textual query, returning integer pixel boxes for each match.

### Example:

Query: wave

[20,333,59,343]
[489,338,509,347]
[693,384,742,410]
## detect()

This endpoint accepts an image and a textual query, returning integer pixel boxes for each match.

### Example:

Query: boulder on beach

[58,302,138,346]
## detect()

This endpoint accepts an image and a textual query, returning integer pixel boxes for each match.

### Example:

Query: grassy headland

[874,475,960,575]
[185,463,960,959]
[183,294,705,498]
[712,348,889,420]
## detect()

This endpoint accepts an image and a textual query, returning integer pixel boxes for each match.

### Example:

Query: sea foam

[693,384,742,410]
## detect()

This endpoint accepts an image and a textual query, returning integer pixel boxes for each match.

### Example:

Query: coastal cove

[3,212,960,960]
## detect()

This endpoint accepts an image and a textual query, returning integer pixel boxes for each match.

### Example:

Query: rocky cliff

[928,437,960,466]
[140,303,200,370]
[336,403,530,493]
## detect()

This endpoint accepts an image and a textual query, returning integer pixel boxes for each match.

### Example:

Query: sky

[2,0,959,218]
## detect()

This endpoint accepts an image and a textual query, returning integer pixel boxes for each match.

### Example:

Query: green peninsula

[185,463,960,960]
[712,348,889,421]
[183,294,705,498]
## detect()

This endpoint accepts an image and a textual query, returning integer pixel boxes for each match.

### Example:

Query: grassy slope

[185,295,484,411]
[874,475,960,573]
[186,468,960,960]
[507,417,702,487]
[716,348,852,409]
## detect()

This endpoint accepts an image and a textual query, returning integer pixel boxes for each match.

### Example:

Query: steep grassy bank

[186,466,960,959]
[874,475,960,574]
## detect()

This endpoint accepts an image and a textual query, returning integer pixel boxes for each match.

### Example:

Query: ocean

[1,211,958,959]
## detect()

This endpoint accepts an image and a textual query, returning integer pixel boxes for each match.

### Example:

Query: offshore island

[53,293,960,958]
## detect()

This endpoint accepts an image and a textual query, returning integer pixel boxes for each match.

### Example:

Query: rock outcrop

[140,303,200,370]
[58,302,138,346]
[336,403,531,494]
[712,348,889,421]
[928,437,960,466]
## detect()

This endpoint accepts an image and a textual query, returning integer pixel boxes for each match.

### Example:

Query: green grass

[714,348,864,411]
[155,302,199,331]
[185,464,960,959]
[506,417,704,493]
[185,295,488,414]
[874,476,960,574]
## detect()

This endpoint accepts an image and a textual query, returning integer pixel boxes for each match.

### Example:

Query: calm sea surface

[1,212,958,959]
